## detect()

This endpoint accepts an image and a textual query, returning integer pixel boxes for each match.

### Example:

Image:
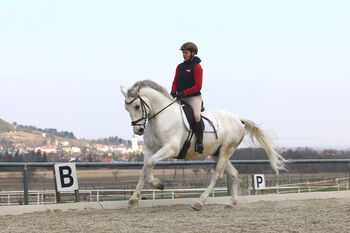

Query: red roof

[95,144,107,147]
[101,158,113,162]
[42,146,56,149]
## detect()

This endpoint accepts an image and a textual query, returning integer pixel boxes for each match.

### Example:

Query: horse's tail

[240,118,288,174]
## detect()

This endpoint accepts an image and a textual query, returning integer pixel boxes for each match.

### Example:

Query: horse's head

[120,84,150,135]
[121,80,176,136]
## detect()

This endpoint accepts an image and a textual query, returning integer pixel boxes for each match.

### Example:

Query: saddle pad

[180,107,219,133]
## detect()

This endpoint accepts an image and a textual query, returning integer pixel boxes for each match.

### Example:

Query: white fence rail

[1,177,349,206]
[0,187,228,206]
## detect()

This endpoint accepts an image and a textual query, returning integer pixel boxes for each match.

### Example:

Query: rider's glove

[170,92,177,98]
[176,91,185,100]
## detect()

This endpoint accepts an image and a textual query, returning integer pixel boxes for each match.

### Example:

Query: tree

[35,150,42,162]
[42,152,48,162]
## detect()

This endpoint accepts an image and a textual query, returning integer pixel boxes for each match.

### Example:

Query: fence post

[74,190,80,202]
[23,165,29,205]
[348,162,350,190]
[248,176,251,196]
[335,179,339,191]
[52,164,61,203]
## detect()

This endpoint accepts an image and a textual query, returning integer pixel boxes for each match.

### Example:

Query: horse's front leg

[128,165,160,207]
[144,144,177,189]
[128,166,146,208]
[128,147,152,207]
[145,144,177,168]
[128,144,177,207]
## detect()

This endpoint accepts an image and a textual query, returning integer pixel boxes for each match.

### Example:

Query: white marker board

[54,163,79,192]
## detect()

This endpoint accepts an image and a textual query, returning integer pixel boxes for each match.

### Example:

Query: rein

[125,95,177,128]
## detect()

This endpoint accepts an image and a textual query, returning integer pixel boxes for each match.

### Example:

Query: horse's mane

[128,80,173,101]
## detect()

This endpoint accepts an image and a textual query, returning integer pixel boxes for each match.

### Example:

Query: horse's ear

[120,85,128,98]
[135,84,141,94]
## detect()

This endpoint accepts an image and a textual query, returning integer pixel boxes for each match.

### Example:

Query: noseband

[125,95,177,128]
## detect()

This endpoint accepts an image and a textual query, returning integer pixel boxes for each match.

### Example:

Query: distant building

[61,146,72,153]
[95,144,109,152]
[38,145,57,154]
[132,135,138,151]
[71,147,81,153]
[60,141,70,146]
[101,158,114,162]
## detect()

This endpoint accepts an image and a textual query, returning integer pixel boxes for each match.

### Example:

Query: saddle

[177,100,219,159]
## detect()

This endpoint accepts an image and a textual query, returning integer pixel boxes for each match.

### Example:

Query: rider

[170,42,204,154]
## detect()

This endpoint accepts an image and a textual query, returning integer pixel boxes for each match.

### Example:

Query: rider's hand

[176,91,184,100]
[170,92,177,98]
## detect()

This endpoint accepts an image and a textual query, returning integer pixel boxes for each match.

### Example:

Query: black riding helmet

[180,42,198,55]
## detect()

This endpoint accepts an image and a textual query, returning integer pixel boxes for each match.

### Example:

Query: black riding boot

[194,118,204,154]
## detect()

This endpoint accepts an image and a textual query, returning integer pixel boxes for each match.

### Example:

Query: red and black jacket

[171,56,203,97]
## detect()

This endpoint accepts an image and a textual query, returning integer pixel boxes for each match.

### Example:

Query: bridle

[125,95,177,128]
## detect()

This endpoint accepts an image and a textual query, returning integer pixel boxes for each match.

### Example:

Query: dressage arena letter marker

[53,163,79,203]
[54,163,79,191]
[253,174,266,190]
[59,166,74,188]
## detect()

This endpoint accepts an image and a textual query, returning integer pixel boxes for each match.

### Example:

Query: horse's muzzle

[134,127,144,135]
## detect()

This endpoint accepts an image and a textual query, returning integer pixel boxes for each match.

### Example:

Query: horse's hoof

[191,202,203,211]
[128,199,139,208]
[158,183,165,190]
[232,200,238,205]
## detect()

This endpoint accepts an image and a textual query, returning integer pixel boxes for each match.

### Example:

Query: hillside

[0,118,14,133]
[0,118,131,148]
[0,118,84,147]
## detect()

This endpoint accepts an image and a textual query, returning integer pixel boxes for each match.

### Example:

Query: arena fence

[0,159,349,205]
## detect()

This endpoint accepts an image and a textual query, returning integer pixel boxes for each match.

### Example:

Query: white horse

[120,80,286,211]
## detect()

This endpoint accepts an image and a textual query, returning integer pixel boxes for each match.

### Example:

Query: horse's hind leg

[192,147,232,211]
[212,151,239,206]
[225,162,239,205]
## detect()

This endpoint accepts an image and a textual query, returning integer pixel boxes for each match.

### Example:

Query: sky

[0,0,349,149]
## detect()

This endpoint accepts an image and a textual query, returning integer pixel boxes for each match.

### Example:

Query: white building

[132,135,138,152]
[60,141,70,146]
[71,147,81,153]
[96,144,109,152]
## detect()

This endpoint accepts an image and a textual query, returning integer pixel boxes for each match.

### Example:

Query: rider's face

[182,50,194,61]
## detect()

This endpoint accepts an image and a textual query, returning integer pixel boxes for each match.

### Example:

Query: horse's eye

[135,105,140,110]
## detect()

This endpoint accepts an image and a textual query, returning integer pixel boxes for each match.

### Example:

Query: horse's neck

[140,88,180,125]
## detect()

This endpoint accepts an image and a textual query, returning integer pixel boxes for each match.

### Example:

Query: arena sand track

[1,198,349,233]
